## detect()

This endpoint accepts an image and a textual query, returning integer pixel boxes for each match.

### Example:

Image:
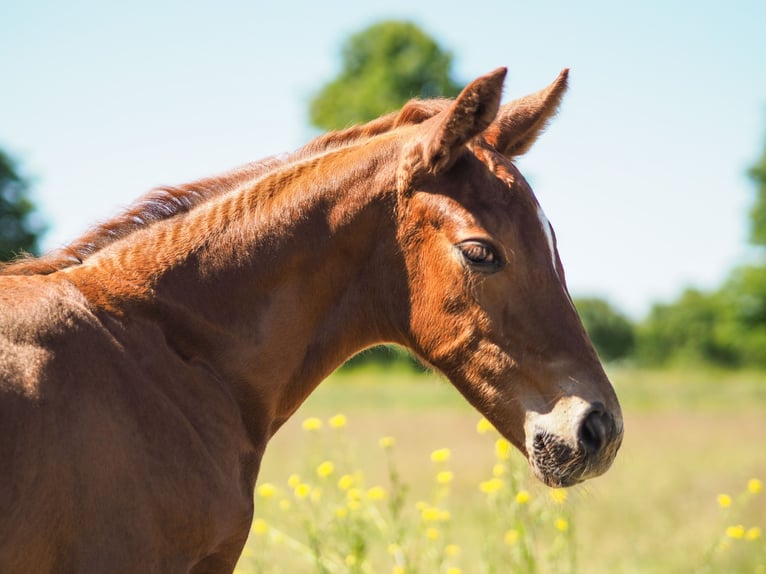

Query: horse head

[392,68,622,486]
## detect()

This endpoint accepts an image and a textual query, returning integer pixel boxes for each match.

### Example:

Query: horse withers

[0,67,622,572]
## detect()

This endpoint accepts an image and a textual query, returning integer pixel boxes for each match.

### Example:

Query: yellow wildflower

[479,478,504,494]
[367,486,387,501]
[316,460,334,479]
[256,483,276,498]
[252,519,269,536]
[334,507,348,519]
[495,438,512,460]
[301,417,322,431]
[393,567,405,574]
[337,474,355,491]
[549,488,568,504]
[426,527,440,540]
[476,417,494,434]
[329,414,347,429]
[437,470,454,485]
[748,478,763,494]
[294,483,311,500]
[726,525,745,539]
[430,448,451,463]
[554,517,569,532]
[287,474,301,488]
[446,568,462,574]
[515,490,531,504]
[344,555,357,567]
[444,544,461,557]
[492,463,505,477]
[746,526,762,541]
[379,436,395,448]
[717,494,732,508]
[504,529,520,545]
[421,506,442,522]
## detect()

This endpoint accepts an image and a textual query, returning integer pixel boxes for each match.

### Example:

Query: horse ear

[421,67,507,174]
[397,68,506,193]
[484,69,569,158]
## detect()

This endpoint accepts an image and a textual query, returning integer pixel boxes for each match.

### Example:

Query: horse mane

[0,99,450,277]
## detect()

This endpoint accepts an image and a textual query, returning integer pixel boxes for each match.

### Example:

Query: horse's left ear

[484,68,569,158]
[398,68,506,193]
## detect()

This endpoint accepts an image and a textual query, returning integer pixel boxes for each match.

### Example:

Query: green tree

[747,138,766,247]
[0,149,44,261]
[309,20,462,131]
[635,288,739,367]
[573,298,635,362]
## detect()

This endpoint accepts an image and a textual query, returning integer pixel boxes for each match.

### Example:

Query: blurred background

[2,1,765,571]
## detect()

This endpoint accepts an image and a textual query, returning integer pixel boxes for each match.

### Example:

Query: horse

[0,67,623,573]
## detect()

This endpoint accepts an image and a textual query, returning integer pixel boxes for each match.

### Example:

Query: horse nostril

[578,405,613,455]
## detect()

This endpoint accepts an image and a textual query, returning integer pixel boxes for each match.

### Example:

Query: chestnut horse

[0,68,622,573]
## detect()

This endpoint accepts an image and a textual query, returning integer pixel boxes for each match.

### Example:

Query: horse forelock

[0,98,449,277]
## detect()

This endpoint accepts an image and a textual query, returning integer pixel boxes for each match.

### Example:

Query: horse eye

[458,241,501,269]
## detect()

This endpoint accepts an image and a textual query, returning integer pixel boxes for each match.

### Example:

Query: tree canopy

[0,149,44,262]
[309,21,463,131]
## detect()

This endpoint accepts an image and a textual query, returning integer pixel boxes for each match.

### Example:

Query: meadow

[235,367,766,573]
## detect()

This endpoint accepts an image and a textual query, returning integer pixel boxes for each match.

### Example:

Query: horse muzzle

[525,401,623,487]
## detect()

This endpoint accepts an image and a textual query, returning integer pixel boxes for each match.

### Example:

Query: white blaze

[537,206,558,274]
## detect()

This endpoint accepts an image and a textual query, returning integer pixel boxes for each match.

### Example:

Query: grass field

[235,367,766,573]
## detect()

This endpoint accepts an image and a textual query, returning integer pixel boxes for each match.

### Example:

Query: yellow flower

[334,507,348,519]
[393,567,405,574]
[257,483,277,499]
[338,474,355,491]
[426,527,440,540]
[344,554,357,567]
[367,486,387,501]
[504,529,520,545]
[717,494,732,508]
[431,448,451,463]
[302,417,322,431]
[446,568,462,574]
[329,414,347,429]
[549,488,568,504]
[746,526,762,541]
[439,509,451,522]
[492,463,505,477]
[495,438,512,460]
[444,544,461,557]
[748,478,763,494]
[479,478,504,494]
[554,517,569,532]
[316,460,335,479]
[421,506,442,522]
[476,417,494,434]
[436,471,454,485]
[252,519,269,536]
[379,436,395,448]
[294,483,311,500]
[726,525,745,539]
[287,474,301,488]
[515,490,531,504]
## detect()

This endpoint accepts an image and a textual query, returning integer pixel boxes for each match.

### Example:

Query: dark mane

[0,99,448,277]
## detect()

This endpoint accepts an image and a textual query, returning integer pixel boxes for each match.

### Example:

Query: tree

[573,298,635,362]
[309,21,463,131]
[747,139,766,247]
[0,149,44,262]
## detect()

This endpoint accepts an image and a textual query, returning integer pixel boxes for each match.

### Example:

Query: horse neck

[66,140,406,435]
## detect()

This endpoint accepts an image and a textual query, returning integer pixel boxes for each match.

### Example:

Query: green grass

[236,367,766,573]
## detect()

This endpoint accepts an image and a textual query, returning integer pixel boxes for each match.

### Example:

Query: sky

[2,0,765,317]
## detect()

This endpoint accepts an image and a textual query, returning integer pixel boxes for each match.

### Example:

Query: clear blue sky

[2,0,765,317]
